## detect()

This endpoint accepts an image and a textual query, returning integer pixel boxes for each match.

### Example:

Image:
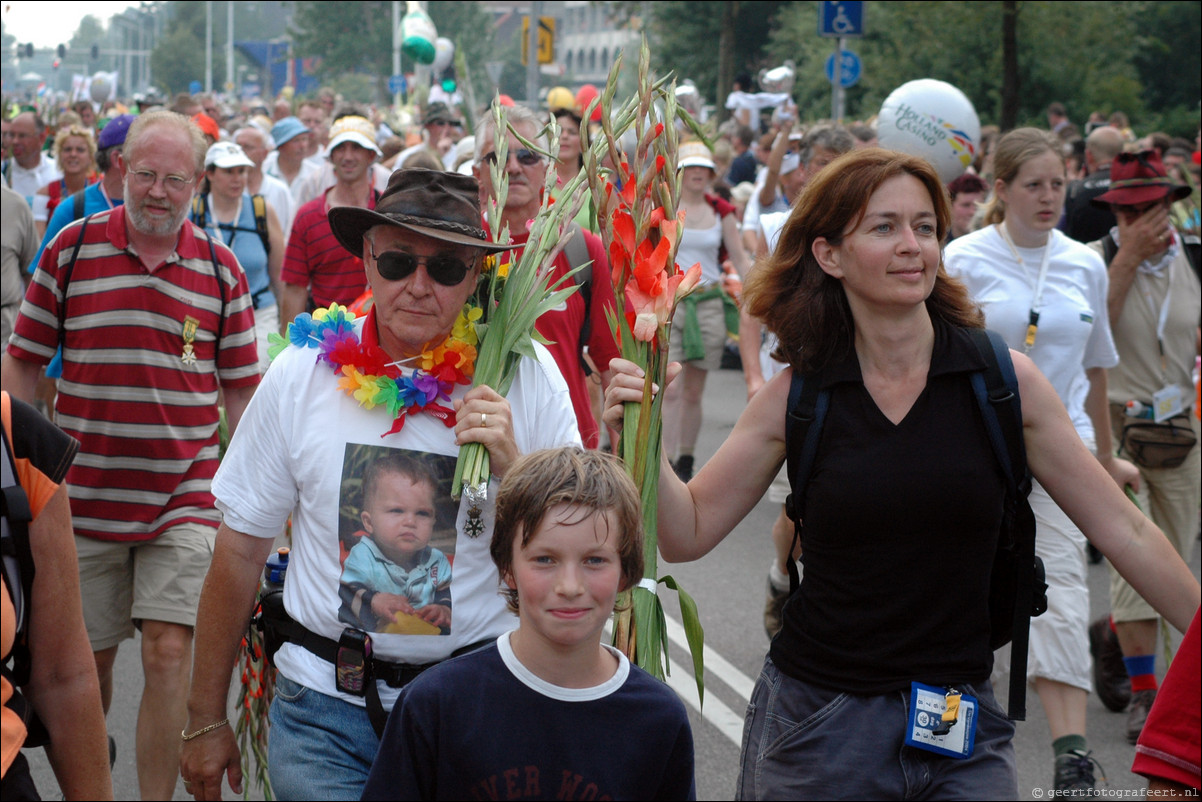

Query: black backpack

[782,327,1047,720]
[1,407,49,747]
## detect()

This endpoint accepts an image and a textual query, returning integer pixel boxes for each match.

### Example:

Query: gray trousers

[737,657,1018,800]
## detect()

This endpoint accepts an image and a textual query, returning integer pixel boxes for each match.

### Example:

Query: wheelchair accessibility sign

[820,2,864,38]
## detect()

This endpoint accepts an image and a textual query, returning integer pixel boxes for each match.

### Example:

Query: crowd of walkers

[1,71,1199,802]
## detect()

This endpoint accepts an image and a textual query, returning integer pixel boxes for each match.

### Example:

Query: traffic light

[53,59,61,70]
[23,43,35,59]
[91,44,100,60]
[57,44,66,59]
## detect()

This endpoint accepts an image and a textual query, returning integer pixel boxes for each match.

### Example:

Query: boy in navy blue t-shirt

[362,446,695,801]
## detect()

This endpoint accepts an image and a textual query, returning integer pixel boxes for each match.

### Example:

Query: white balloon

[432,37,454,74]
[90,72,114,103]
[877,79,980,183]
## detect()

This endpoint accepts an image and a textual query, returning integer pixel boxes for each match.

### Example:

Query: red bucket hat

[1091,150,1191,208]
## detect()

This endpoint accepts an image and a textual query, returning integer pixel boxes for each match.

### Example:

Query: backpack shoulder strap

[202,232,229,347]
[1,393,36,686]
[72,188,86,220]
[1101,233,1118,267]
[191,194,207,229]
[57,213,100,348]
[562,223,593,348]
[783,368,828,594]
[966,327,1039,720]
[967,328,1028,500]
[251,194,270,256]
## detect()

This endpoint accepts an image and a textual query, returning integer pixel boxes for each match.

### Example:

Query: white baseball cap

[677,141,716,170]
[205,141,255,170]
[327,116,382,157]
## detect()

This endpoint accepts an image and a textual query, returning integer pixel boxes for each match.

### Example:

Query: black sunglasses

[369,242,473,286]
[479,148,542,167]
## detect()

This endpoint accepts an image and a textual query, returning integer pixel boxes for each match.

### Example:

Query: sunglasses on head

[369,241,473,286]
[479,148,543,167]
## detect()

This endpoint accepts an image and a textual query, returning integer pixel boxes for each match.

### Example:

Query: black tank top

[770,322,1006,694]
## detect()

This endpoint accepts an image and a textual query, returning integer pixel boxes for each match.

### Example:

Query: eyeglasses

[128,168,193,194]
[479,148,543,168]
[369,241,473,286]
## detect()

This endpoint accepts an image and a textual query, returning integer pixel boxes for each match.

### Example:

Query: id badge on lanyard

[905,682,978,759]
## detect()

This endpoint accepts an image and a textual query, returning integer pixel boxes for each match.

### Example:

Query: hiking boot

[1126,689,1157,744]
[1089,617,1130,713]
[672,455,694,482]
[1053,750,1104,797]
[764,578,788,640]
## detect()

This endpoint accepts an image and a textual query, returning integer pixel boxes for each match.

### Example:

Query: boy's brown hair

[490,447,644,614]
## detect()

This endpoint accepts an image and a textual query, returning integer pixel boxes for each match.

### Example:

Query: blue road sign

[189,80,202,95]
[825,49,862,87]
[388,74,407,94]
[820,1,864,37]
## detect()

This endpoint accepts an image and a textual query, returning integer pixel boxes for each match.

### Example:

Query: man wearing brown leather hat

[1087,150,1200,747]
[181,168,582,800]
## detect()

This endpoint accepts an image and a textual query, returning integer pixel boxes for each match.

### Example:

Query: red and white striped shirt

[8,207,260,542]
[281,188,376,308]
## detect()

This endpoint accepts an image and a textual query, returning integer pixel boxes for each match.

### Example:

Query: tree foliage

[288,1,497,105]
[67,15,107,54]
[147,1,285,96]
[149,2,225,95]
[608,1,789,121]
[626,0,1199,138]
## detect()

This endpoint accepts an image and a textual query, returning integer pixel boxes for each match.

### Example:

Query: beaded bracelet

[181,718,229,742]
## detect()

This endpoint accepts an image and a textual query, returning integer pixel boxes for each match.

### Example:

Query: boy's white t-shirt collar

[496,630,630,702]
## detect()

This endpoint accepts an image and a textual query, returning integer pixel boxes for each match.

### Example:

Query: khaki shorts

[669,295,728,372]
[1107,413,1201,623]
[75,521,216,651]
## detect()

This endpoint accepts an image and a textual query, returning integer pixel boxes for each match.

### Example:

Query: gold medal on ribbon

[181,315,199,365]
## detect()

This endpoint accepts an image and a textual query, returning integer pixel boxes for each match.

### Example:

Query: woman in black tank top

[603,148,1199,799]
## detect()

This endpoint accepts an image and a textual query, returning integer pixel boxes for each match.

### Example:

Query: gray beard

[124,193,188,237]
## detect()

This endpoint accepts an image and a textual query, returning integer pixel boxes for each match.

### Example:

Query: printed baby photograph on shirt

[337,444,458,636]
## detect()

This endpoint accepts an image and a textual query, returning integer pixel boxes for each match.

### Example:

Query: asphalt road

[26,362,1201,800]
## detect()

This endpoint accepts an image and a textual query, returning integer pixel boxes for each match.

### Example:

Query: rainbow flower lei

[267,303,481,437]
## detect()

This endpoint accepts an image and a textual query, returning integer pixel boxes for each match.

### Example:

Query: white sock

[768,559,790,592]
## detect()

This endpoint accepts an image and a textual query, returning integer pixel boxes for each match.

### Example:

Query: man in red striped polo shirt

[2,110,260,800]
[279,115,381,330]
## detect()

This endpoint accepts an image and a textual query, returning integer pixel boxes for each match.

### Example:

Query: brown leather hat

[328,168,509,256]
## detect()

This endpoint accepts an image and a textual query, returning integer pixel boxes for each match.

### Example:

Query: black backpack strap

[1101,234,1117,267]
[967,327,1042,720]
[56,213,100,349]
[203,233,229,347]
[783,369,828,595]
[1,421,35,687]
[71,188,86,220]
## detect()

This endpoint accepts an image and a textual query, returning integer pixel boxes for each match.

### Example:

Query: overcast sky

[3,1,140,50]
